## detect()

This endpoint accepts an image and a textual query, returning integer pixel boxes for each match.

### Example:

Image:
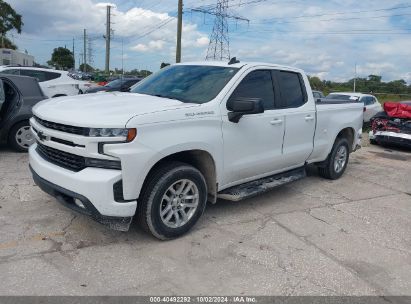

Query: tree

[79,63,94,72]
[308,76,324,90]
[368,75,382,83]
[48,47,74,70]
[1,36,17,49]
[140,70,152,77]
[0,0,23,48]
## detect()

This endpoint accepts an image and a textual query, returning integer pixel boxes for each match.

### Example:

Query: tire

[318,138,350,180]
[370,139,377,145]
[8,121,35,152]
[137,161,207,240]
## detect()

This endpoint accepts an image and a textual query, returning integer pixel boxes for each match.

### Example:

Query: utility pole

[354,63,357,92]
[72,38,75,70]
[176,0,183,63]
[121,38,124,76]
[105,5,112,75]
[83,29,87,72]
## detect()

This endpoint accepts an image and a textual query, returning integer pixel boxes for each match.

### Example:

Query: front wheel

[137,161,207,240]
[318,138,350,180]
[8,121,35,152]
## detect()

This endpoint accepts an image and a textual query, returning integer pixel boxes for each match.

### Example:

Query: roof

[0,66,67,74]
[176,61,305,74]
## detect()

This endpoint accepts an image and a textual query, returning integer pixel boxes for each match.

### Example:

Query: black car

[85,77,142,93]
[0,75,47,152]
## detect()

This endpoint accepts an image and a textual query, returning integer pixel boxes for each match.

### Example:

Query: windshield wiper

[153,94,185,102]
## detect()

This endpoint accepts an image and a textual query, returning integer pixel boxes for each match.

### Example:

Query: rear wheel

[137,161,207,240]
[8,121,35,152]
[318,138,350,180]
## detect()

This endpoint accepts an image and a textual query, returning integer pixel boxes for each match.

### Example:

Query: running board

[217,167,306,202]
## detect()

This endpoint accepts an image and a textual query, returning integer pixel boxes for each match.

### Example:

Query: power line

[258,4,411,23]
[253,12,411,25]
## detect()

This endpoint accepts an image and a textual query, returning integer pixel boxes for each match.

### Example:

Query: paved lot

[0,143,410,296]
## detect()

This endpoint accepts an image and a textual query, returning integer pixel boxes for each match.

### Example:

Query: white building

[0,48,34,66]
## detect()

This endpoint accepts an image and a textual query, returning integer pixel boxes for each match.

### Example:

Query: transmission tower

[192,0,249,61]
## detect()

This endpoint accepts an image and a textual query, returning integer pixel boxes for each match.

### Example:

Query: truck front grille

[36,142,86,172]
[34,116,86,135]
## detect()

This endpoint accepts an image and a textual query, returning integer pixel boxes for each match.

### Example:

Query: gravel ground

[0,142,410,296]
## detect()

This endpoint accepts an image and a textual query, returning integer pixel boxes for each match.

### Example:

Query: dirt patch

[368,151,411,161]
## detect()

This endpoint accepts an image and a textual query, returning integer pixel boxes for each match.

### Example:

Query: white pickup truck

[29,61,363,240]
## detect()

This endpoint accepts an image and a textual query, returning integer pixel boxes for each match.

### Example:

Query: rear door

[221,69,286,186]
[272,70,316,168]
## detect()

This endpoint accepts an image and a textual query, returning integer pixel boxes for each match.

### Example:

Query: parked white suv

[326,92,383,123]
[0,66,95,98]
[29,61,363,239]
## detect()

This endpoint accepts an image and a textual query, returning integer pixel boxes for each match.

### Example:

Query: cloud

[196,37,209,47]
[131,40,165,52]
[7,0,411,82]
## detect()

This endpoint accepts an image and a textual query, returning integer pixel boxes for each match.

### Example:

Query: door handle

[305,115,314,121]
[270,119,283,125]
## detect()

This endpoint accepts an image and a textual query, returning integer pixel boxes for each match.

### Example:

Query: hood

[85,86,111,93]
[33,92,198,128]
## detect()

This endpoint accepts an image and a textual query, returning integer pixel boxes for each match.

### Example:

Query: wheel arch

[141,149,218,204]
[335,127,355,152]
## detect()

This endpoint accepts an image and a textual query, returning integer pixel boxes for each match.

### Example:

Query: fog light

[74,198,85,209]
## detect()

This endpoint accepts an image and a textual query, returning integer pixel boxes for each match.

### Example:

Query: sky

[5,0,411,83]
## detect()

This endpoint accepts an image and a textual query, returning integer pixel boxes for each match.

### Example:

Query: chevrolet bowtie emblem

[37,131,47,141]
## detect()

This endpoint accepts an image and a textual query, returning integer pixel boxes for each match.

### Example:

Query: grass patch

[376,94,411,104]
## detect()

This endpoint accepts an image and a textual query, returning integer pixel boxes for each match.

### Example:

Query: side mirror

[0,79,5,109]
[226,97,264,123]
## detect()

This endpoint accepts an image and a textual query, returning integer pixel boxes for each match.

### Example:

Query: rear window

[44,71,61,81]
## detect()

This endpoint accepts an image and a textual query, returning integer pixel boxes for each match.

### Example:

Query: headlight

[88,128,137,142]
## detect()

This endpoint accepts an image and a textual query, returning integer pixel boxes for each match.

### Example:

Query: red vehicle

[369,101,411,148]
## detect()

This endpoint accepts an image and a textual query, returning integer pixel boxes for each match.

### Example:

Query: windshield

[326,94,359,101]
[131,65,239,104]
[106,79,124,88]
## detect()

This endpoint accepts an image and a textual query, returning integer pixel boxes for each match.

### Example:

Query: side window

[275,71,306,108]
[44,71,61,81]
[0,69,20,75]
[363,97,374,105]
[229,70,275,110]
[313,92,320,99]
[126,80,138,87]
[20,70,47,82]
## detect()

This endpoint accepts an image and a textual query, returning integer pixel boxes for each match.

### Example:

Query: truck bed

[307,101,364,164]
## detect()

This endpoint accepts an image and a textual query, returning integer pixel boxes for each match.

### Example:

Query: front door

[221,69,285,187]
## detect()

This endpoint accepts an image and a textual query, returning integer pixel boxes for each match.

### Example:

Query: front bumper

[29,145,137,231]
[369,131,411,148]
